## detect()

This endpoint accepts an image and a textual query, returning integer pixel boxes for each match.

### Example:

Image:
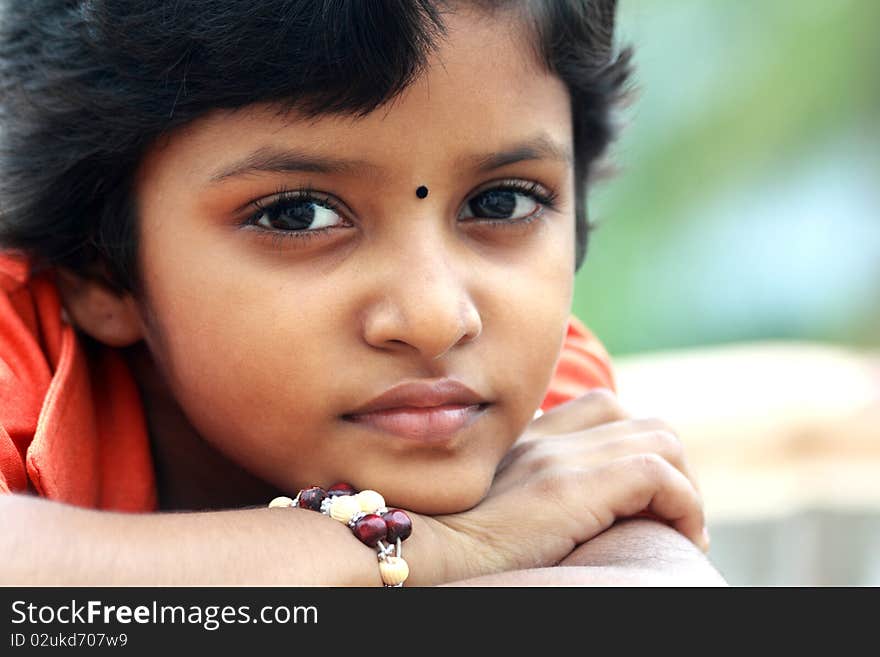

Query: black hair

[0,0,631,296]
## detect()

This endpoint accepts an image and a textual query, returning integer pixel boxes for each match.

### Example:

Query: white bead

[329,495,361,523]
[356,490,386,513]
[268,496,295,508]
[378,556,409,586]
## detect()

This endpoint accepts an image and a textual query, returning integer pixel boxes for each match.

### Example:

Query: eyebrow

[465,134,573,172]
[207,133,573,183]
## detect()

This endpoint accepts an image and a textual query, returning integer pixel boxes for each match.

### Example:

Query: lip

[341,379,491,441]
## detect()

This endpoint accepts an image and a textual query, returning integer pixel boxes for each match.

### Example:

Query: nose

[361,245,483,361]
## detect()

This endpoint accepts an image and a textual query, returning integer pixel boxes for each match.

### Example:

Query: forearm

[444,519,726,586]
[440,565,672,586]
[0,494,450,586]
[557,518,726,585]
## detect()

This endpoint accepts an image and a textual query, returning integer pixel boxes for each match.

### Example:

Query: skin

[63,7,577,515]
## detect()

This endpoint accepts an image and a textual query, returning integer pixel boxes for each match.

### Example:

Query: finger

[557,416,702,496]
[521,417,702,496]
[582,454,708,553]
[587,428,702,497]
[529,388,628,436]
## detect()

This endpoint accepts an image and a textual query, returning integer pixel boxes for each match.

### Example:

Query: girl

[0,0,719,585]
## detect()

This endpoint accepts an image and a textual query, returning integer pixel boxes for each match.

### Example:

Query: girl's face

[132,9,576,513]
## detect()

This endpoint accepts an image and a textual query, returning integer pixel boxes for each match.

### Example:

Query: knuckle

[650,429,683,455]
[633,452,669,477]
[576,388,629,425]
[580,387,619,411]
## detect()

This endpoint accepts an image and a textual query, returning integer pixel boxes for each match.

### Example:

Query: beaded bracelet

[269,482,413,587]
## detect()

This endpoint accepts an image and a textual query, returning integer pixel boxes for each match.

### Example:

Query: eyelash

[240,180,560,246]
[467,180,560,226]
[246,186,344,247]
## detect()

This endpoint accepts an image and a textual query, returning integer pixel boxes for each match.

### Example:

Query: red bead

[381,509,412,542]
[327,482,357,497]
[297,486,326,511]
[353,514,387,547]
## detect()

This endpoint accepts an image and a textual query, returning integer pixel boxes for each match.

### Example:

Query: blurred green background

[573,0,880,355]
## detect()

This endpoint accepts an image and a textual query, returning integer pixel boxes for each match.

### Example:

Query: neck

[121,341,279,511]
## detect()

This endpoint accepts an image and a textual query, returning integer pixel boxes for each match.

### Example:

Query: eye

[248,189,346,234]
[459,180,558,224]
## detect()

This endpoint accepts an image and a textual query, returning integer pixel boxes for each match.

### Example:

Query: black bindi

[416,185,429,199]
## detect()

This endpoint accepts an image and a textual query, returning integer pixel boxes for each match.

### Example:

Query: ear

[55,267,145,347]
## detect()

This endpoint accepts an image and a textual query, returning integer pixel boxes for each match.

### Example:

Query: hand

[430,389,708,580]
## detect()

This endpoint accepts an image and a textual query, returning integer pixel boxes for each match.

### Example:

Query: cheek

[473,216,576,443]
[139,235,347,476]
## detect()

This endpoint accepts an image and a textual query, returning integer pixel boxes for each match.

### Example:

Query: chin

[367,468,494,516]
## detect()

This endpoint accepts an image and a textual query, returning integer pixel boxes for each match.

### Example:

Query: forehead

[138,8,572,188]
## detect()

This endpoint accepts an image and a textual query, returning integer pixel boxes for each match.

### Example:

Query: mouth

[341,378,492,442]
[341,402,491,442]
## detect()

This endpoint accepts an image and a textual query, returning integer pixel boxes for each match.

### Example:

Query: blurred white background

[574,0,880,585]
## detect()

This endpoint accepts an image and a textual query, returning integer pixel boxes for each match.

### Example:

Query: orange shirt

[0,252,615,512]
